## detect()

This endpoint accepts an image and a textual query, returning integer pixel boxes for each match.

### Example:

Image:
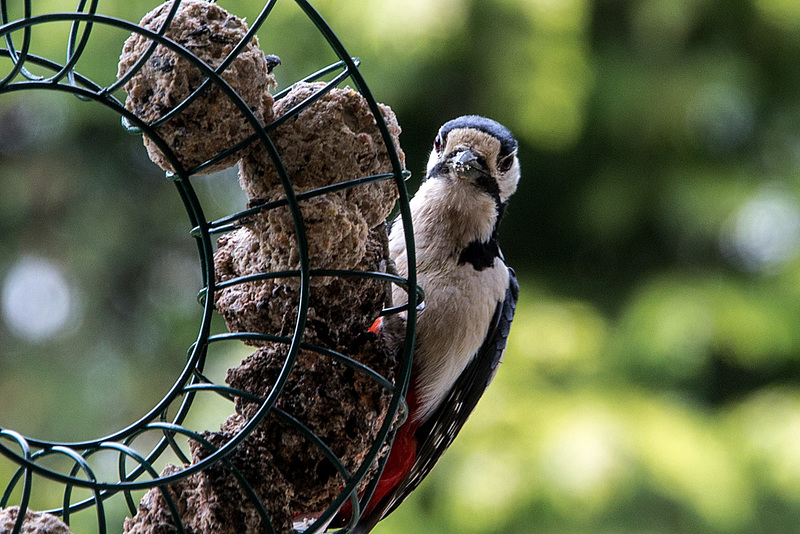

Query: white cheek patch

[499,159,520,202]
[426,149,439,176]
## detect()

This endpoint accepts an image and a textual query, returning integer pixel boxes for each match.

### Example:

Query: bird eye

[498,152,515,173]
[434,135,443,153]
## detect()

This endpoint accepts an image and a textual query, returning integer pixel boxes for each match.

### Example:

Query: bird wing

[355,267,518,533]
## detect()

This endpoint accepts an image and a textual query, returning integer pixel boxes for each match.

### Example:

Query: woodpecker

[348,115,520,533]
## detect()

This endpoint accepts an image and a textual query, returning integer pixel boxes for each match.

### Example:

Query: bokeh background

[2,0,800,533]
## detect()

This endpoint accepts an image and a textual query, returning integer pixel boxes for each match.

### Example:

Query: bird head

[425,115,520,207]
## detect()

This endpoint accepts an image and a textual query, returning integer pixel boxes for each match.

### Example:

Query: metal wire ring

[0,1,418,533]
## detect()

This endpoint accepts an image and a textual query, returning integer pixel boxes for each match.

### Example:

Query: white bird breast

[388,176,509,423]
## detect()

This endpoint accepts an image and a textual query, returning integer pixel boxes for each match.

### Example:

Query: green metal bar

[183,383,261,404]
[103,0,183,96]
[146,0,280,130]
[0,0,32,87]
[143,423,279,534]
[188,62,357,174]
[273,57,360,100]
[272,406,354,479]
[0,4,418,534]
[0,48,119,99]
[60,0,99,88]
[105,441,186,534]
[289,2,418,527]
[200,268,424,321]
[0,431,32,534]
[159,403,193,466]
[192,170,409,237]
[205,332,396,391]
[55,447,106,533]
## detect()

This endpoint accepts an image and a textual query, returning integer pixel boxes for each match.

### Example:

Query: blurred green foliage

[2,0,800,532]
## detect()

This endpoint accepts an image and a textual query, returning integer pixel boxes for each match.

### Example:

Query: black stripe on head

[428,160,450,180]
[475,171,502,209]
[439,115,518,158]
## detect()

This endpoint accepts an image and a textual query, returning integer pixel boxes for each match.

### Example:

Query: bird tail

[350,514,382,534]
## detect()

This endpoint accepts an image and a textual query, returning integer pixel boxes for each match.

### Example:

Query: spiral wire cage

[0,1,417,533]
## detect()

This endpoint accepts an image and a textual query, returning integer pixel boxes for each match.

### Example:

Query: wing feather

[355,267,518,532]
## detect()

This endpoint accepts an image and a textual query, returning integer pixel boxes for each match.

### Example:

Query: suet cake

[117,3,405,530]
[117,0,276,174]
[0,507,74,534]
[238,82,402,278]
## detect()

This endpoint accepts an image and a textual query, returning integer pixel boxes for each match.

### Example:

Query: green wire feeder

[0,1,417,533]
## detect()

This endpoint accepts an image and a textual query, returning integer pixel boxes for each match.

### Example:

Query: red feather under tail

[338,420,417,523]
[331,316,421,530]
[333,387,421,529]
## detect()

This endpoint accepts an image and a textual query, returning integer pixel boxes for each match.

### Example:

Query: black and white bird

[347,115,520,533]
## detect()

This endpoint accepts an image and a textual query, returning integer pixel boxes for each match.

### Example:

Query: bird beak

[450,149,488,177]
